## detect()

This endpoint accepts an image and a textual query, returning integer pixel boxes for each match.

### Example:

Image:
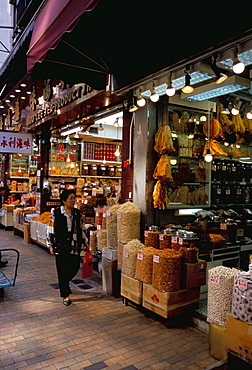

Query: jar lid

[149,225,159,231]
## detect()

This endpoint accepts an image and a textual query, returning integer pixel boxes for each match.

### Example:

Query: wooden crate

[121,274,143,305]
[142,283,199,319]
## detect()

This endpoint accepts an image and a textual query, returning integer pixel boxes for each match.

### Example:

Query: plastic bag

[82,249,93,278]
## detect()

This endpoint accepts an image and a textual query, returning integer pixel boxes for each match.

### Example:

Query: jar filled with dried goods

[107,165,115,177]
[144,226,159,249]
[97,164,107,176]
[89,164,97,176]
[115,166,122,177]
[82,164,89,176]
[220,219,237,243]
[159,231,172,249]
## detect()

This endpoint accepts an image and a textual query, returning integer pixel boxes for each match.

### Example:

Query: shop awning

[27,0,106,89]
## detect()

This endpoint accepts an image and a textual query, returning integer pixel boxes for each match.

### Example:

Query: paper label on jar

[159,234,164,240]
[210,276,220,284]
[171,236,177,243]
[225,189,231,195]
[117,213,121,219]
[153,255,160,263]
[222,165,227,171]
[103,212,106,218]
[220,224,227,230]
[97,225,101,230]
[237,278,248,290]
[232,167,236,172]
[217,189,221,194]
[144,231,149,237]
[123,251,129,258]
[106,211,111,216]
[137,253,143,260]
[179,238,183,245]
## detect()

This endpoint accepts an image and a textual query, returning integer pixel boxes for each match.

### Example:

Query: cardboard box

[102,258,121,297]
[181,259,207,289]
[102,247,118,261]
[120,274,143,304]
[209,323,227,362]
[142,283,200,318]
[117,241,127,270]
[226,315,252,365]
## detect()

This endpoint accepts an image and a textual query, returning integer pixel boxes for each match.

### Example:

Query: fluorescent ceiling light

[176,208,203,215]
[181,75,250,102]
[141,63,215,98]
[61,126,83,136]
[217,49,252,70]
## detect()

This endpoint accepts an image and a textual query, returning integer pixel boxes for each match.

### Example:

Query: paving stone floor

[0,228,218,370]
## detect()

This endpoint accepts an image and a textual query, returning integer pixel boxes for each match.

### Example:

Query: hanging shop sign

[0,132,33,154]
[26,82,96,126]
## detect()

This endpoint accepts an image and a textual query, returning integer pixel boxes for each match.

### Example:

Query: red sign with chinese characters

[0,132,33,154]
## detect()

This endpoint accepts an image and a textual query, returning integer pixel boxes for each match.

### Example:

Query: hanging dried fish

[154,125,175,154]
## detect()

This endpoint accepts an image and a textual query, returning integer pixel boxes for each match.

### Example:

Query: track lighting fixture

[129,96,138,112]
[98,123,104,131]
[231,47,245,74]
[136,86,146,107]
[181,69,194,93]
[113,117,119,127]
[166,74,175,97]
[211,55,228,84]
[150,81,159,102]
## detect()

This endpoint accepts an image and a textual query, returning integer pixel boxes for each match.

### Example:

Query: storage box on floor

[102,257,121,297]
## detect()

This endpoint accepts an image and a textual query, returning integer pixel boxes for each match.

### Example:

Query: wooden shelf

[13,222,24,232]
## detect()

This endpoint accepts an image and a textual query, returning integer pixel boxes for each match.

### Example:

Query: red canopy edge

[27,0,100,73]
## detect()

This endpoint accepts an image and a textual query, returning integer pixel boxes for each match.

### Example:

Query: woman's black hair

[60,189,75,204]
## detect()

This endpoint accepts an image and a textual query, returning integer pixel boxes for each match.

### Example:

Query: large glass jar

[220,219,237,243]
[107,165,115,177]
[89,164,97,176]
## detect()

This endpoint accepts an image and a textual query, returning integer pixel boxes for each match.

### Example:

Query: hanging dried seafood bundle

[232,113,245,134]
[153,154,173,182]
[203,139,228,157]
[153,180,170,210]
[170,185,189,205]
[203,119,222,139]
[154,125,175,154]
[243,113,252,133]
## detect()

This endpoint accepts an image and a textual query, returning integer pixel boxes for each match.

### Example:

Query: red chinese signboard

[0,132,33,154]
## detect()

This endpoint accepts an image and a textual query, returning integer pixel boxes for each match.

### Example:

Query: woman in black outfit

[47,189,87,306]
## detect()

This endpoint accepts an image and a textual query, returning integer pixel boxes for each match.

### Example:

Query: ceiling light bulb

[200,115,207,122]
[231,107,239,115]
[66,155,71,163]
[216,74,228,84]
[137,97,146,107]
[9,94,15,98]
[114,148,120,157]
[102,156,107,164]
[232,61,245,74]
[166,74,175,97]
[150,82,159,102]
[166,87,175,97]
[129,103,138,112]
[0,104,4,109]
[150,92,159,102]
[5,99,10,103]
[246,112,252,120]
[20,83,26,87]
[15,89,21,93]
[204,151,213,163]
[170,159,177,165]
[182,71,194,93]
[224,142,229,146]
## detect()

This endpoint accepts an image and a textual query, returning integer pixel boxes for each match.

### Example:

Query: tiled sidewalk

[0,229,217,370]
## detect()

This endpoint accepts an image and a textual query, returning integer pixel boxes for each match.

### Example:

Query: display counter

[0,205,15,229]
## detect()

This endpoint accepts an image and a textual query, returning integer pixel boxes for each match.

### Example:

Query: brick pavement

[0,229,217,370]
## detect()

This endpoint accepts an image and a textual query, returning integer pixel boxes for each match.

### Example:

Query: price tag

[137,253,143,260]
[159,234,164,240]
[210,276,220,284]
[106,211,111,216]
[171,236,177,243]
[117,213,121,219]
[220,224,227,230]
[97,225,101,230]
[144,231,149,237]
[103,212,106,218]
[179,238,183,245]
[237,279,248,290]
[153,255,160,263]
[123,251,129,258]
